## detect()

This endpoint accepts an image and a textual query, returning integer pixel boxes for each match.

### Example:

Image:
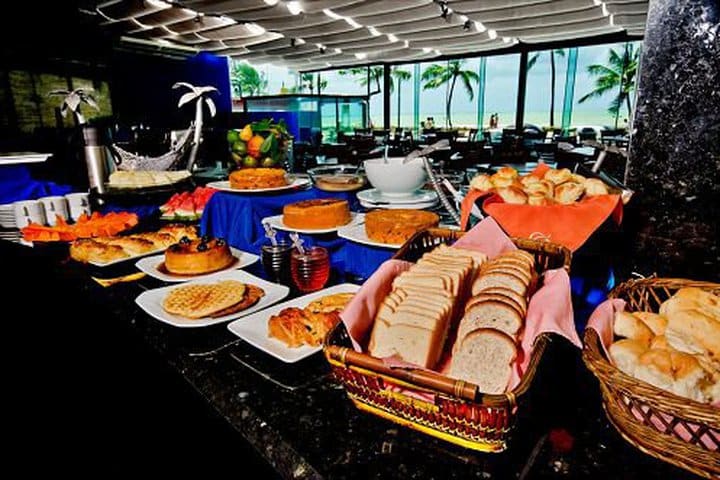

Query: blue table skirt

[0,165,73,204]
[200,187,394,281]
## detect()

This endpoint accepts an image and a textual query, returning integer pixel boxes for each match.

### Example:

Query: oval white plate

[206,177,310,193]
[135,247,259,282]
[337,222,402,249]
[261,212,364,234]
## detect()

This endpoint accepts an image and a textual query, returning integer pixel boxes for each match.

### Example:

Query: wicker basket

[583,277,720,478]
[324,228,572,452]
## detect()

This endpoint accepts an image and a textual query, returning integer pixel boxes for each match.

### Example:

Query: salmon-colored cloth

[461,164,623,252]
[339,217,581,393]
[586,300,719,447]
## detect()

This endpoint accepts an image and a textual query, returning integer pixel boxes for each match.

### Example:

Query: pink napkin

[339,216,581,394]
[585,299,719,448]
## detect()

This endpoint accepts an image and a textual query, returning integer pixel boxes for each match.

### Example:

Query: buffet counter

[5,239,703,479]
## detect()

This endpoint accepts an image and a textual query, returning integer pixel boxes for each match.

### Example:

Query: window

[524,48,569,129]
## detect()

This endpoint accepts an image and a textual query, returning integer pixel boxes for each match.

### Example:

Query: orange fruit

[247,135,265,158]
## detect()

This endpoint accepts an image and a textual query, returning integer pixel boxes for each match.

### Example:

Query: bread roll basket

[583,277,720,478]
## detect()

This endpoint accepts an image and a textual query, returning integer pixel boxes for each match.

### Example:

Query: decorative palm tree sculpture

[110,82,218,171]
[48,88,99,125]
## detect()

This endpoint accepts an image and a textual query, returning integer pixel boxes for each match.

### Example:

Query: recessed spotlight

[422,47,432,53]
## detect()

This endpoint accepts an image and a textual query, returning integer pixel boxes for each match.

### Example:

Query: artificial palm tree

[421,60,479,128]
[230,62,267,97]
[48,88,99,125]
[527,49,566,128]
[391,67,411,128]
[579,43,641,128]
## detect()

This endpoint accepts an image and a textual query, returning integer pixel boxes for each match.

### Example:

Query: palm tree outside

[230,62,268,97]
[339,66,384,96]
[421,60,479,128]
[527,49,566,128]
[300,73,327,94]
[578,42,641,129]
[391,67,411,128]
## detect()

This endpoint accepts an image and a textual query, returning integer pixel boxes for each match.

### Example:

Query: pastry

[130,232,177,249]
[496,187,528,204]
[543,168,573,185]
[584,178,610,196]
[470,174,494,191]
[229,168,287,189]
[268,307,340,348]
[99,236,156,255]
[69,238,129,263]
[282,198,351,230]
[164,237,235,275]
[496,166,519,179]
[365,209,439,245]
[158,224,199,242]
[305,292,355,314]
[554,182,585,204]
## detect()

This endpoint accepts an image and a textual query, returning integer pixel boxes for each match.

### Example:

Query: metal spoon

[402,139,450,164]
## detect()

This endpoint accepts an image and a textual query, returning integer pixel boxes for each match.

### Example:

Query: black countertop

[5,240,705,478]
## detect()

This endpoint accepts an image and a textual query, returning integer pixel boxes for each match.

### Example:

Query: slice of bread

[472,286,528,315]
[472,271,528,298]
[464,292,525,320]
[458,300,524,341]
[449,328,517,394]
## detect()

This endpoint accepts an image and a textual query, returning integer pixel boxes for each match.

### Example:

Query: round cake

[164,237,235,275]
[365,209,440,245]
[229,168,288,190]
[283,198,351,230]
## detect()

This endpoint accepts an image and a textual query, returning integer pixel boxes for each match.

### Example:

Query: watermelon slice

[175,196,197,219]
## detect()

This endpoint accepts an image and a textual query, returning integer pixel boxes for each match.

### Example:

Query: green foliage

[578,43,641,128]
[230,62,268,97]
[527,49,566,127]
[421,60,479,128]
[339,66,384,95]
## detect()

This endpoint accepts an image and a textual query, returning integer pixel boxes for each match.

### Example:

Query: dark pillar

[626,0,719,281]
[515,50,528,130]
[383,64,391,131]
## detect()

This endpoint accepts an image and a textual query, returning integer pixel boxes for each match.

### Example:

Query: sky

[240,41,640,130]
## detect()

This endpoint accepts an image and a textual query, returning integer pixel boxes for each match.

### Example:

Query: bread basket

[583,277,720,478]
[324,228,572,452]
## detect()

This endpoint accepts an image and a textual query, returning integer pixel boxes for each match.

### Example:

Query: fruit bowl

[307,164,366,192]
[227,118,291,169]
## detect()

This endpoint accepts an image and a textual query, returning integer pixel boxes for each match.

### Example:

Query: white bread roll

[458,300,524,341]
[520,175,541,186]
[665,307,720,359]
[613,311,654,346]
[496,186,528,204]
[496,166,519,179]
[650,335,671,350]
[470,174,494,192]
[527,193,553,206]
[660,287,720,319]
[554,182,585,204]
[635,349,709,402]
[543,168,572,185]
[491,174,515,188]
[449,328,517,394]
[584,178,609,196]
[609,338,648,376]
[633,312,668,335]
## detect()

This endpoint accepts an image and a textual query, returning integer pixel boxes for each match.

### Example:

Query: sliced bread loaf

[449,328,517,394]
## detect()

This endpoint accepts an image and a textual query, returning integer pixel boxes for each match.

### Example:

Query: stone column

[626,0,719,281]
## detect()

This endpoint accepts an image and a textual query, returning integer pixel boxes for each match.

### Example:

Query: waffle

[162,280,247,319]
[209,284,265,318]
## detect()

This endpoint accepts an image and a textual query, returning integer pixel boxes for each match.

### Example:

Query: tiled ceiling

[95,0,646,70]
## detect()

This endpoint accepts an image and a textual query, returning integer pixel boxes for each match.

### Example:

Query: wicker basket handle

[326,345,485,403]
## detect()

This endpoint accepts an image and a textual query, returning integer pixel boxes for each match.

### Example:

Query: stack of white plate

[0,230,22,243]
[357,188,439,210]
[0,204,16,228]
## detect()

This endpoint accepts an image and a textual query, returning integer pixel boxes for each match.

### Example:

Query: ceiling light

[286,1,302,15]
[439,1,450,19]
[474,21,486,33]
[403,40,409,48]
[422,47,432,53]
[263,0,280,5]
[463,20,471,31]
[593,0,602,5]
[322,8,342,20]
[368,26,381,36]
[290,38,296,47]
[354,52,367,59]
[319,46,326,54]
[502,37,511,43]
[387,34,399,42]
[296,38,306,45]
[334,48,342,54]
[326,62,333,67]
[246,23,265,35]
[488,29,497,39]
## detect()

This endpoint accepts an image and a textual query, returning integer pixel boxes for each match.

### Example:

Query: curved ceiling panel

[96,0,645,70]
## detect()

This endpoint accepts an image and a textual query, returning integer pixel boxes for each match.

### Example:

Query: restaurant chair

[578,127,598,142]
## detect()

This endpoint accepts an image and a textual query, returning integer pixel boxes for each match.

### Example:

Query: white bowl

[364,157,427,197]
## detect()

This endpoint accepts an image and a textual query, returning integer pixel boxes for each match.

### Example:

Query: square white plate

[337,222,402,249]
[135,270,289,328]
[135,247,259,282]
[227,283,360,363]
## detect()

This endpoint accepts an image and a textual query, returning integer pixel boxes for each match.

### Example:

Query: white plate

[0,152,51,164]
[337,222,402,249]
[359,198,439,210]
[261,212,364,234]
[357,188,438,205]
[134,247,259,282]
[135,270,289,328]
[88,246,166,267]
[206,177,310,193]
[227,283,360,363]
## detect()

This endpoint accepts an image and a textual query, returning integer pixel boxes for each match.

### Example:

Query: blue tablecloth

[0,165,73,204]
[200,187,394,281]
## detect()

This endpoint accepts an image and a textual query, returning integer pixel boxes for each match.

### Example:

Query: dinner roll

[633,312,668,335]
[496,166,519,179]
[584,178,610,196]
[527,193,552,206]
[554,182,585,204]
[614,311,654,346]
[544,168,572,185]
[491,173,515,188]
[609,338,648,376]
[470,174,494,192]
[636,349,708,402]
[496,187,527,204]
[520,175,541,186]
